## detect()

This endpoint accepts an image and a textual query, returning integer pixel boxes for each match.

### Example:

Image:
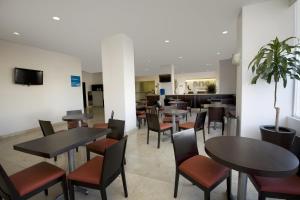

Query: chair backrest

[146,113,160,131]
[194,111,207,131]
[106,119,125,140]
[0,164,19,199]
[66,110,82,115]
[177,102,188,110]
[110,110,114,119]
[261,130,295,150]
[101,136,127,185]
[172,129,199,167]
[290,136,300,175]
[146,106,158,114]
[208,107,225,122]
[39,120,55,136]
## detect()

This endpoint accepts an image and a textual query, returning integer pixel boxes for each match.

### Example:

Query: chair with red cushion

[249,136,300,200]
[146,112,173,149]
[179,111,207,142]
[0,162,68,200]
[86,118,125,161]
[172,129,231,200]
[68,136,128,200]
[208,107,225,135]
[93,110,114,129]
[66,110,89,128]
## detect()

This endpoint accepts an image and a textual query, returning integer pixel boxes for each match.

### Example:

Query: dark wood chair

[93,110,114,129]
[179,111,207,142]
[0,162,68,200]
[86,119,125,161]
[186,100,192,116]
[260,128,295,150]
[177,102,188,121]
[39,120,65,162]
[208,107,225,135]
[68,136,128,200]
[66,110,88,128]
[171,129,231,200]
[146,112,173,149]
[249,136,300,200]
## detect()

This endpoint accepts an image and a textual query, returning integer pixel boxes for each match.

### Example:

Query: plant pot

[260,125,296,150]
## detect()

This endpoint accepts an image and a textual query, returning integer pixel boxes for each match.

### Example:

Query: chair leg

[227,171,232,200]
[158,131,161,149]
[62,176,69,200]
[204,191,210,200]
[68,181,75,200]
[258,193,265,200]
[222,121,225,136]
[76,147,79,152]
[86,148,90,161]
[100,189,107,200]
[203,129,206,142]
[44,189,48,196]
[121,167,128,197]
[171,129,174,143]
[138,119,141,129]
[174,171,179,198]
[54,156,57,162]
[147,129,150,144]
[208,121,210,134]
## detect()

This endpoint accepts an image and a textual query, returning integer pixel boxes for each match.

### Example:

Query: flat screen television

[14,68,43,85]
[159,74,171,82]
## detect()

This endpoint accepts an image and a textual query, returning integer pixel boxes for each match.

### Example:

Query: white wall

[238,0,295,138]
[218,59,237,94]
[0,40,83,135]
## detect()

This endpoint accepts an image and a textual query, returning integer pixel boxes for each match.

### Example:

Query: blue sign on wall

[71,75,81,87]
[160,88,165,95]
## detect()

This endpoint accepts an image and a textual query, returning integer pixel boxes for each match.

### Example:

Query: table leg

[172,114,176,133]
[237,172,248,200]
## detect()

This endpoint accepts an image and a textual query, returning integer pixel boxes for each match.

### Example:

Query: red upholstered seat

[10,162,65,196]
[68,156,103,185]
[251,175,300,195]
[136,111,146,115]
[86,138,119,154]
[179,122,194,129]
[160,123,172,130]
[93,123,108,129]
[179,155,229,188]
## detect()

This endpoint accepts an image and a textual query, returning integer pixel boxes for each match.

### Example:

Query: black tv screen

[14,68,43,85]
[159,74,171,82]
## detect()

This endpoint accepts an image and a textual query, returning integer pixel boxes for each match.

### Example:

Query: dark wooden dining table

[205,136,299,200]
[162,108,188,133]
[62,113,93,127]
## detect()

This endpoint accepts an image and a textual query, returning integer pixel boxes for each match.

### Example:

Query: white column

[101,34,136,132]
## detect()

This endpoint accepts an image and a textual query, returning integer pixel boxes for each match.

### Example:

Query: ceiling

[0,0,267,75]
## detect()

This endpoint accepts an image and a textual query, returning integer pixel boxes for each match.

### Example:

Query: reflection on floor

[0,107,263,200]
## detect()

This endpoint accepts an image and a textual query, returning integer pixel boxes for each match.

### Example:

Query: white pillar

[101,34,136,132]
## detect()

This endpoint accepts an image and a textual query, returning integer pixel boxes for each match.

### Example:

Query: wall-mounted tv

[14,68,43,85]
[159,74,171,82]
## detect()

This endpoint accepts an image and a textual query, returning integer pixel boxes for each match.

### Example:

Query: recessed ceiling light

[13,32,20,36]
[216,52,221,55]
[178,56,183,59]
[52,16,61,21]
[222,30,229,35]
[164,40,170,43]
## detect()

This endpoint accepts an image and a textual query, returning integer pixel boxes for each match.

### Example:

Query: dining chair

[86,118,125,161]
[68,136,128,200]
[146,112,172,149]
[260,129,295,150]
[66,109,88,128]
[179,111,207,142]
[208,107,225,135]
[177,102,188,121]
[249,136,300,200]
[93,110,114,129]
[0,162,68,200]
[172,129,231,200]
[186,100,192,116]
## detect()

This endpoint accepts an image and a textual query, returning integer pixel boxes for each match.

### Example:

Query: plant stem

[274,82,280,132]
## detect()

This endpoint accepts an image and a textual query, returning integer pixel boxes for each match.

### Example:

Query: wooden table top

[14,128,110,158]
[205,136,299,177]
[162,109,188,116]
[62,113,93,121]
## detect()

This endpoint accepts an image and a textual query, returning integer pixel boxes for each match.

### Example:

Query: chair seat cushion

[68,156,103,185]
[136,111,146,115]
[250,175,300,195]
[10,162,65,196]
[87,138,119,154]
[179,155,229,188]
[160,123,172,130]
[67,121,78,129]
[179,122,195,129]
[93,123,108,129]
[163,117,179,123]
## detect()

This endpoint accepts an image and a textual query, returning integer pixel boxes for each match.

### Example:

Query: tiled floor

[0,107,264,200]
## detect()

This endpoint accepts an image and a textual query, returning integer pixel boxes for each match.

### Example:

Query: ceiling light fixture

[178,56,183,59]
[13,32,20,36]
[52,16,61,21]
[216,52,221,55]
[222,30,229,35]
[164,40,170,43]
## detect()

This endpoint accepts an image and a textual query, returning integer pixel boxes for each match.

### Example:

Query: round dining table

[205,136,299,200]
[62,113,93,126]
[162,108,188,133]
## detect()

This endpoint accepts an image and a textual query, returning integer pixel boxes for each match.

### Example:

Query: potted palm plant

[249,37,300,142]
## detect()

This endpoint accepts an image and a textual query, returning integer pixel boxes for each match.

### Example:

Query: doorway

[82,82,87,108]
